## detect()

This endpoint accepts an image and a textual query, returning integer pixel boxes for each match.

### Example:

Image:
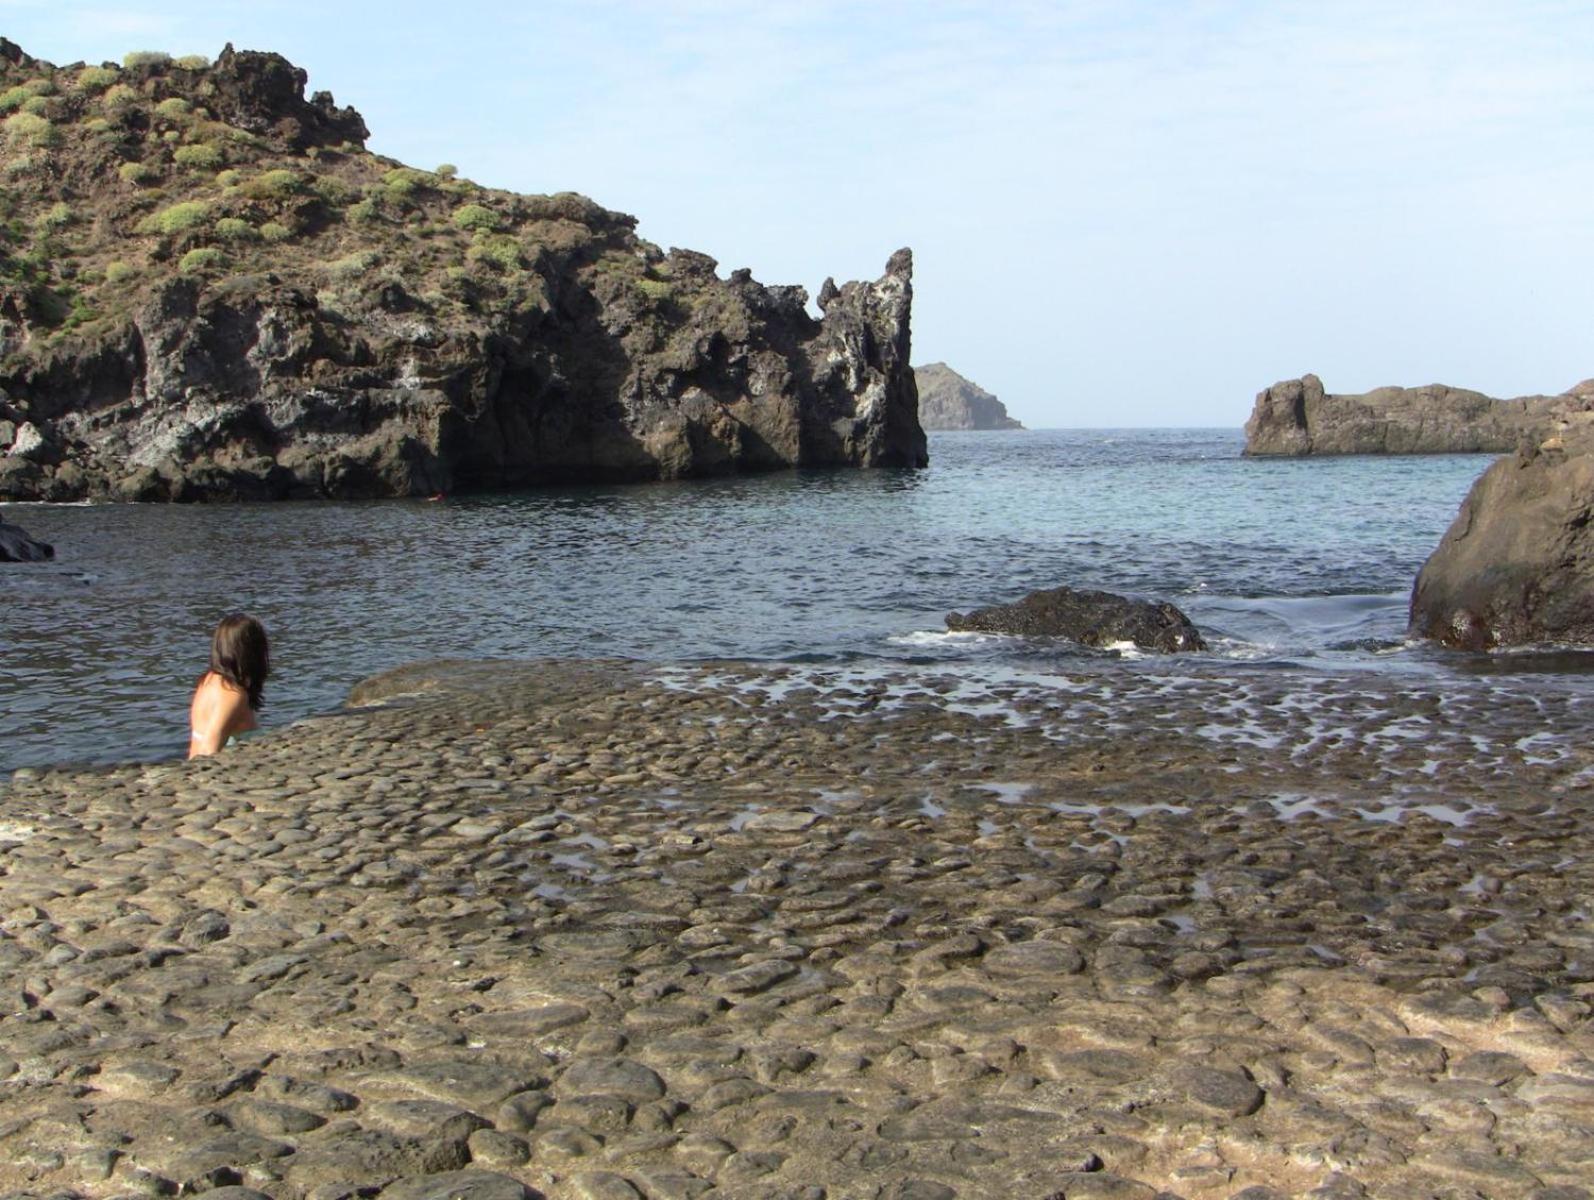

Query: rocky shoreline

[2,658,1592,1198]
[1243,374,1594,456]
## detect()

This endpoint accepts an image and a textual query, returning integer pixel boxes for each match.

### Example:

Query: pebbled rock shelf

[2,659,1593,1199]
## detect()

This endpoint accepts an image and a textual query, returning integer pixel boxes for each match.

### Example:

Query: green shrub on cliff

[118,161,159,185]
[3,112,60,148]
[99,83,139,112]
[174,54,212,70]
[325,249,380,280]
[347,196,382,224]
[239,169,304,201]
[140,200,208,235]
[34,203,72,232]
[435,163,458,179]
[173,142,223,170]
[214,217,257,242]
[178,247,223,275]
[74,66,120,93]
[123,51,173,69]
[383,168,433,201]
[636,278,675,303]
[103,261,136,284]
[259,221,293,243]
[467,233,521,271]
[154,97,191,119]
[452,203,499,232]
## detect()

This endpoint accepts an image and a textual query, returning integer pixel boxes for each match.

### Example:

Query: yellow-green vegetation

[118,160,159,185]
[99,83,139,112]
[239,168,304,200]
[452,203,499,232]
[467,233,521,272]
[140,200,209,235]
[383,167,434,201]
[174,54,211,70]
[173,142,223,170]
[123,51,173,69]
[325,249,380,280]
[34,202,73,232]
[73,66,119,93]
[4,111,59,148]
[0,41,649,352]
[178,247,224,274]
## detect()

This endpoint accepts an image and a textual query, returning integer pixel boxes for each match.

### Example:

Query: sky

[5,0,1592,427]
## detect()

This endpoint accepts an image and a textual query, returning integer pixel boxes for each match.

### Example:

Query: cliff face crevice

[0,43,924,501]
[1244,374,1594,456]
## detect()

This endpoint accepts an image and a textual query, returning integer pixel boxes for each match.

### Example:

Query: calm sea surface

[3,429,1587,774]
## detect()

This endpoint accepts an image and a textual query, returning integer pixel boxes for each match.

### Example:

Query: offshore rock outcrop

[913,362,1023,430]
[1410,432,1594,649]
[0,512,52,562]
[0,43,924,501]
[1243,373,1594,456]
[947,585,1205,652]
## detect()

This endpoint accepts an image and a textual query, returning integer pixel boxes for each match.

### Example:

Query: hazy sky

[7,1,1592,426]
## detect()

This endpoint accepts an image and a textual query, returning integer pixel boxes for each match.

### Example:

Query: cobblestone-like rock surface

[3,659,1593,1199]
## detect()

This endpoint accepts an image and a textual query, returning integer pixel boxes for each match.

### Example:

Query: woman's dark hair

[210,613,270,710]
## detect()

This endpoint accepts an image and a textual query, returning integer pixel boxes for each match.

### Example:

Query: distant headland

[1243,373,1594,456]
[913,363,1023,431]
[0,40,925,501]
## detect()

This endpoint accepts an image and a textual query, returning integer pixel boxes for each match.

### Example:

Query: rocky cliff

[913,362,1023,431]
[0,41,925,501]
[1243,374,1594,456]
[1409,431,1594,649]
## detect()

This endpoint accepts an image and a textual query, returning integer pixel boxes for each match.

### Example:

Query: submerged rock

[0,514,53,562]
[946,585,1205,652]
[1243,373,1594,456]
[914,363,1024,430]
[1410,432,1594,649]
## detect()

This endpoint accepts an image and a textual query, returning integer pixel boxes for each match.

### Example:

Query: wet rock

[947,586,1205,652]
[378,1170,540,1200]
[1411,431,1594,648]
[0,515,52,562]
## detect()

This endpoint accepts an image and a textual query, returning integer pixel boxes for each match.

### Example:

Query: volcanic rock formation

[1243,374,1594,456]
[913,362,1023,431]
[1410,431,1594,650]
[0,41,925,500]
[0,512,52,561]
[947,585,1205,652]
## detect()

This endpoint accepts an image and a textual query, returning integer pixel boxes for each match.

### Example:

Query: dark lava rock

[1410,432,1594,649]
[0,515,53,562]
[947,586,1205,653]
[1243,372,1594,455]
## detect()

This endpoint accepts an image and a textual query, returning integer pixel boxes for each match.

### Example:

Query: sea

[3,427,1590,776]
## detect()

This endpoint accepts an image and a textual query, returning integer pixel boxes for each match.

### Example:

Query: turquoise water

[0,429,1572,773]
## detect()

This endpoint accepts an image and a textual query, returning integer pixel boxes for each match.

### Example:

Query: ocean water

[2,428,1584,774]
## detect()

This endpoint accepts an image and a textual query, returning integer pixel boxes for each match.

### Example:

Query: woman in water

[188,614,270,758]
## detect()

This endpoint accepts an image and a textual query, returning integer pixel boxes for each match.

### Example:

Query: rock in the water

[1243,373,1594,455]
[0,42,925,503]
[946,586,1205,652]
[1410,432,1594,649]
[0,515,53,562]
[914,363,1024,430]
